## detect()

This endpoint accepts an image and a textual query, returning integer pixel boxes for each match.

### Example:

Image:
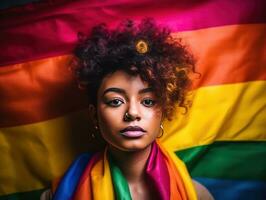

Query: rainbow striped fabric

[52,141,197,200]
[0,0,265,199]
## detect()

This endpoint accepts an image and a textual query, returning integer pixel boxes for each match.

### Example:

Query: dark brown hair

[74,18,195,120]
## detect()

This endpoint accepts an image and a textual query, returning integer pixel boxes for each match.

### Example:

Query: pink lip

[120,131,146,138]
[120,126,146,132]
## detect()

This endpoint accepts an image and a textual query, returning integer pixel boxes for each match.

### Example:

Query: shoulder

[192,180,214,200]
[40,189,52,200]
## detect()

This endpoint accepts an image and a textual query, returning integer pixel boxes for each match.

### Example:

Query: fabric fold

[53,141,197,200]
[146,142,170,200]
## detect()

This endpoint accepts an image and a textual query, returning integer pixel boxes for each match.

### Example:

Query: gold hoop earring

[157,124,164,138]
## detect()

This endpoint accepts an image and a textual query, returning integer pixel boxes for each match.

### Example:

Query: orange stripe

[73,154,101,200]
[0,24,265,127]
[175,23,266,89]
[51,178,61,194]
[0,55,88,127]
[162,149,188,200]
[165,160,183,200]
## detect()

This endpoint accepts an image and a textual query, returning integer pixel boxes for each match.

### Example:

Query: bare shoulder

[40,189,52,200]
[193,180,215,200]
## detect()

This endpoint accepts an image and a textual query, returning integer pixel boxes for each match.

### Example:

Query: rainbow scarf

[53,141,197,200]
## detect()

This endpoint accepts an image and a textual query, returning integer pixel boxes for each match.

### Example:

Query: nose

[124,100,141,122]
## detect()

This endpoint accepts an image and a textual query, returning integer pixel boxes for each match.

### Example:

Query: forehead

[98,70,149,94]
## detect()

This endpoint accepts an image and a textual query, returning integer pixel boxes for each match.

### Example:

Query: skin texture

[40,70,214,200]
[90,70,163,199]
[193,180,214,200]
[96,70,163,152]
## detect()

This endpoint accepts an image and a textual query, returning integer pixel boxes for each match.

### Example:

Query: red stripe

[0,24,265,128]
[1,0,266,66]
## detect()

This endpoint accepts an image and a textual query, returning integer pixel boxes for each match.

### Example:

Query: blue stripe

[53,153,93,200]
[194,177,266,200]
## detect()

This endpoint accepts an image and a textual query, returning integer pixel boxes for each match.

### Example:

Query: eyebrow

[102,87,154,96]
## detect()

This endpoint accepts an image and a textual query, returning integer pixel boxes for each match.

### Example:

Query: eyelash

[106,98,124,107]
[106,98,156,107]
[141,99,156,107]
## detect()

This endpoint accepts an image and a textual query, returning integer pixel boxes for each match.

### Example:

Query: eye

[142,99,156,107]
[106,99,124,107]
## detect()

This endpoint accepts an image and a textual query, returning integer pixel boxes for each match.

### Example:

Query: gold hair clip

[135,40,149,54]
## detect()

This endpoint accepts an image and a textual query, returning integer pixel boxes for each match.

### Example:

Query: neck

[108,144,152,183]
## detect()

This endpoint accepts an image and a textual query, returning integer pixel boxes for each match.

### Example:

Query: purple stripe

[146,142,170,200]
[1,0,266,66]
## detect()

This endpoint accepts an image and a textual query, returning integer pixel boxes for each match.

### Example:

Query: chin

[111,140,152,152]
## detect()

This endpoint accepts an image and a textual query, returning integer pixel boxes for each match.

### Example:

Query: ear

[88,104,97,125]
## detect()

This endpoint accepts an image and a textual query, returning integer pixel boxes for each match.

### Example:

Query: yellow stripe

[0,111,91,195]
[90,149,114,200]
[1,81,265,195]
[161,80,266,151]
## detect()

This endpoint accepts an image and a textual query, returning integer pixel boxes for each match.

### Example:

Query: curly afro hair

[74,18,195,120]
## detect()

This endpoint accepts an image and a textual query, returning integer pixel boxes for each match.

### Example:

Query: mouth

[119,126,146,138]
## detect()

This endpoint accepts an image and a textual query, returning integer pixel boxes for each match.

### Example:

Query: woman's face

[96,70,163,152]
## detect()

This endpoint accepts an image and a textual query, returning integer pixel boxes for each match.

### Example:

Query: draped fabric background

[0,0,265,199]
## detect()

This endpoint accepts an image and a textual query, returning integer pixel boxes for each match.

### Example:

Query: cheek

[97,106,121,134]
[143,108,163,133]
[97,107,124,147]
[98,109,112,125]
[143,107,162,122]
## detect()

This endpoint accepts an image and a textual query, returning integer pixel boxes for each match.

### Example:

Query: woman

[41,19,213,200]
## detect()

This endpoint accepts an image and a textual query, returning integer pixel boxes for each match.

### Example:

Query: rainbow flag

[0,0,265,199]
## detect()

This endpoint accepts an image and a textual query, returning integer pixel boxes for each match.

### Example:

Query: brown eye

[142,99,156,107]
[106,99,124,107]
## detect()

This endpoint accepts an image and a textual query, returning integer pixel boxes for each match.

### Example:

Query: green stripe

[175,141,266,181]
[0,189,46,200]
[109,154,132,200]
